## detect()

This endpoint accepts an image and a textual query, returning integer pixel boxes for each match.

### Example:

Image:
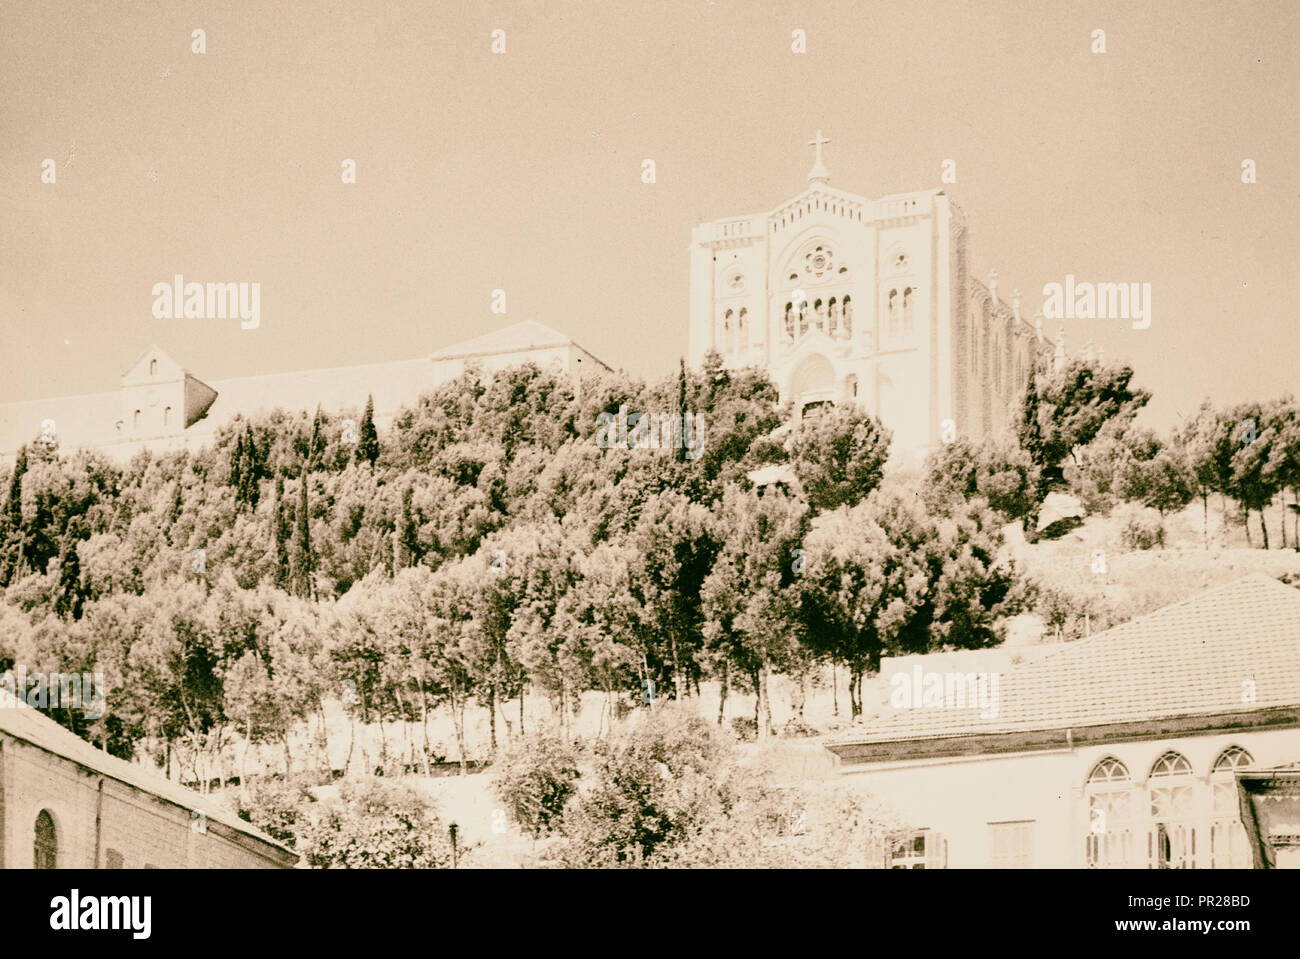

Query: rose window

[802,246,834,280]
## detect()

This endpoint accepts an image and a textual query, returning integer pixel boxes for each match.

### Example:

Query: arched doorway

[789,353,836,415]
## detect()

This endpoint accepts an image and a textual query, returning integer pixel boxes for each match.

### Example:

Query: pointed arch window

[887,289,900,338]
[149,358,157,376]
[903,287,915,337]
[1086,758,1135,868]
[164,406,172,427]
[1210,747,1253,868]
[35,810,57,869]
[1149,751,1195,869]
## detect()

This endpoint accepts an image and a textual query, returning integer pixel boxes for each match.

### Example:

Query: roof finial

[806,130,831,185]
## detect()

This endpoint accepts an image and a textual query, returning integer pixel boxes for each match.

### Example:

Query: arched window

[723,309,734,352]
[163,406,172,427]
[149,358,157,376]
[783,302,795,341]
[842,295,852,335]
[133,409,141,430]
[1149,751,1195,869]
[1210,747,1254,868]
[35,810,57,869]
[887,289,899,338]
[738,308,748,348]
[1086,758,1135,868]
[903,288,914,337]
[1150,751,1193,778]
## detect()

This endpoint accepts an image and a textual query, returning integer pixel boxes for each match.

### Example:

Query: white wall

[840,726,1300,867]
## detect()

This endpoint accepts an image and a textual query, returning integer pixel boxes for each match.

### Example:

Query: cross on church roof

[806,130,831,185]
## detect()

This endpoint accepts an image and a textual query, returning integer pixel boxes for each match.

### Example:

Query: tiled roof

[0,689,293,858]
[429,320,573,359]
[835,575,1300,745]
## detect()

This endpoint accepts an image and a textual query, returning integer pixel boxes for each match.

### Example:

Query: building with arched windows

[689,132,1051,465]
[0,321,610,467]
[0,686,295,869]
[825,575,1300,868]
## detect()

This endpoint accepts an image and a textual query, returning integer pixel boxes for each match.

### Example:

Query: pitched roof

[0,689,295,861]
[429,320,574,360]
[835,575,1300,745]
[194,357,435,436]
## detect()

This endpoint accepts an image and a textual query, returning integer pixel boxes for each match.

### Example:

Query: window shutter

[924,829,948,869]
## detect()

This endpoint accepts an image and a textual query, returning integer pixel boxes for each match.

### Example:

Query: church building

[689,132,1052,464]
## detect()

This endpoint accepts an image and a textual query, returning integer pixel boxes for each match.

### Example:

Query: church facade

[689,132,1052,464]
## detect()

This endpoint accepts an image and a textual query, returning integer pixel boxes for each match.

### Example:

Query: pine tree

[357,395,379,467]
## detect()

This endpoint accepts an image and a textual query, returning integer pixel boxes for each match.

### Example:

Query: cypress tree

[273,471,291,590]
[4,445,26,529]
[292,467,313,598]
[230,429,246,491]
[1017,361,1048,534]
[676,357,688,464]
[394,483,420,570]
[309,405,324,467]
[0,445,28,586]
[53,518,84,620]
[357,395,379,467]
[240,424,261,509]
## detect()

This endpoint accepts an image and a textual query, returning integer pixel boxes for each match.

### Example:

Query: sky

[1,0,1296,431]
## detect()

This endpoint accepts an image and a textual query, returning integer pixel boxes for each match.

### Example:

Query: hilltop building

[0,321,609,465]
[689,131,1060,463]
